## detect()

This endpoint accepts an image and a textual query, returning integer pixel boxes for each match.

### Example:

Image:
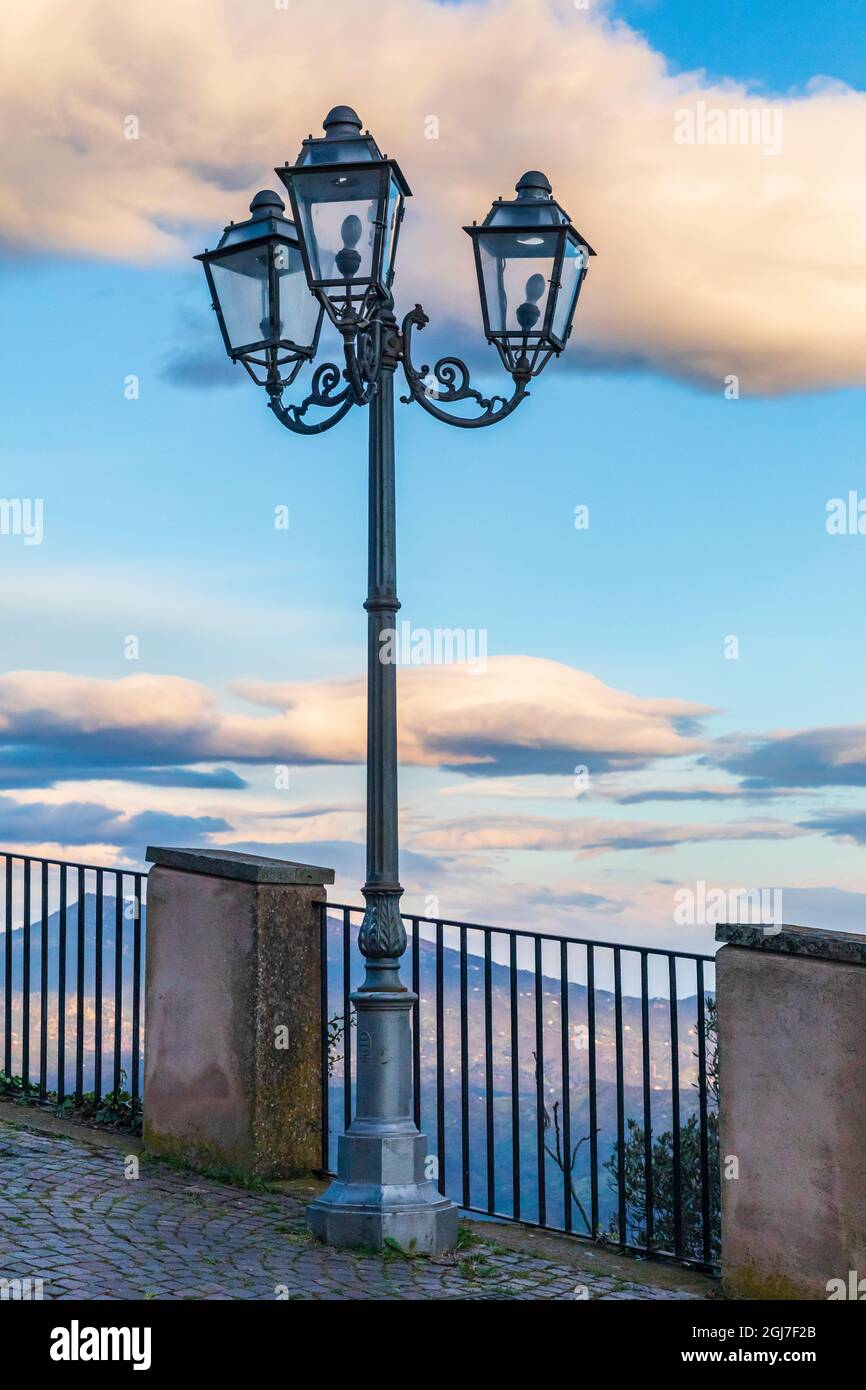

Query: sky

[1,0,866,956]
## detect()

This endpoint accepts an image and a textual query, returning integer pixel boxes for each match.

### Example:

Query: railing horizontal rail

[327,902,714,961]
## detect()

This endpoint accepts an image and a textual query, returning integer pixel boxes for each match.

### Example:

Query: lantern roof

[199,190,300,259]
[280,107,411,196]
[468,172,596,254]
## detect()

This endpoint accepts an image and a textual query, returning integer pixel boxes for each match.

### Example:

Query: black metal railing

[0,848,718,1266]
[321,904,719,1269]
[0,853,146,1112]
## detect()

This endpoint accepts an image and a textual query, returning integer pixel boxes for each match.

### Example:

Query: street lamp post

[197,105,594,1253]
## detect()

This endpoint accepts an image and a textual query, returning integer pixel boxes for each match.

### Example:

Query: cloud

[411,813,809,855]
[1,0,865,391]
[223,839,443,885]
[235,657,710,772]
[800,810,866,847]
[158,346,242,391]
[0,661,710,784]
[613,785,772,804]
[521,884,625,914]
[0,795,229,849]
[710,726,866,789]
[780,885,866,932]
[0,754,246,792]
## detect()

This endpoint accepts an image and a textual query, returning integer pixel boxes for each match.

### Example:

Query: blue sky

[1,0,865,954]
[613,0,866,91]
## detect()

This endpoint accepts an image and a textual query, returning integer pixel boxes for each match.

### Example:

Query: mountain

[0,898,714,1237]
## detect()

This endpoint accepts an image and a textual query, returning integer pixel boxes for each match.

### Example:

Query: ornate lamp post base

[306,1137,459,1254]
[307,969,459,1253]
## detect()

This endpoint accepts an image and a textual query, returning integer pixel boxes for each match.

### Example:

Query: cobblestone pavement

[0,1122,704,1300]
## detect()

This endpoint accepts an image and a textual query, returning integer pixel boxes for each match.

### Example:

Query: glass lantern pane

[291,167,382,284]
[380,174,403,287]
[477,229,559,337]
[273,240,320,350]
[210,244,271,351]
[551,239,589,344]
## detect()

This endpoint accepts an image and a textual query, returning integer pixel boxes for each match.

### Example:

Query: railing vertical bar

[22,858,31,1093]
[94,869,103,1100]
[641,951,654,1252]
[4,857,12,1077]
[131,874,143,1111]
[435,920,446,1194]
[57,865,68,1104]
[113,873,124,1096]
[342,908,352,1133]
[696,958,712,1265]
[484,930,495,1214]
[459,924,470,1209]
[669,955,683,1258]
[39,860,48,1100]
[560,939,572,1233]
[613,947,626,1244]
[411,917,421,1130]
[534,936,546,1227]
[509,933,520,1221]
[75,867,85,1103]
[319,902,329,1172]
[587,943,598,1236]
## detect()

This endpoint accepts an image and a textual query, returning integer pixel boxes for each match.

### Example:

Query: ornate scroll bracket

[342,318,383,406]
[267,360,354,435]
[399,304,529,428]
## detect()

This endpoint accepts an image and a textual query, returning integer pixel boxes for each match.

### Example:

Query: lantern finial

[323,106,363,138]
[515,171,553,200]
[249,189,286,215]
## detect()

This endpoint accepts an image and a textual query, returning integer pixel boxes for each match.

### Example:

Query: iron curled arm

[342,320,382,407]
[399,305,529,428]
[266,360,355,435]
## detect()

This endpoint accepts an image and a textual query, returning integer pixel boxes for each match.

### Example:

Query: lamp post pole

[197,105,593,1253]
[362,306,403,965]
[306,304,462,1251]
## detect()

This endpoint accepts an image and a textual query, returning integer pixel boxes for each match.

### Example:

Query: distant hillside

[1,898,714,1236]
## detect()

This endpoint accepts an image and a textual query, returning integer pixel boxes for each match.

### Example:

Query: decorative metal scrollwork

[267,360,354,435]
[342,320,382,406]
[399,305,529,428]
[265,304,531,434]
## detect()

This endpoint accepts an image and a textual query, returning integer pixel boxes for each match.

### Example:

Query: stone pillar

[716,922,866,1300]
[143,847,334,1178]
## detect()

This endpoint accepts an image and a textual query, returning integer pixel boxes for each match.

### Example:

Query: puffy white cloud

[231,656,710,769]
[0,659,710,776]
[1,0,865,390]
[0,670,217,742]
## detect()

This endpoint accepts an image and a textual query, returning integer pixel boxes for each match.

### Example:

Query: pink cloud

[1,1,864,390]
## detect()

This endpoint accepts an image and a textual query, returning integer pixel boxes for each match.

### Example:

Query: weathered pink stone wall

[718,940,866,1299]
[143,849,332,1178]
